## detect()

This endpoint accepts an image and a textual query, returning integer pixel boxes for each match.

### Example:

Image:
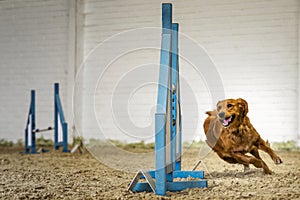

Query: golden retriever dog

[204,98,282,174]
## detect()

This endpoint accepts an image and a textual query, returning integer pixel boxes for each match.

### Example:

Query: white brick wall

[79,0,299,143]
[0,0,71,141]
[298,9,300,145]
[0,0,299,143]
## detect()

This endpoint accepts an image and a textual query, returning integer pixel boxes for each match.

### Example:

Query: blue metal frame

[128,3,207,196]
[23,83,69,154]
[54,83,69,152]
[24,90,37,154]
[171,23,182,171]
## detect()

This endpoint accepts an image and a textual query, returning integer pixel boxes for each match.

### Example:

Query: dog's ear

[237,98,248,116]
[205,111,213,116]
[216,101,220,108]
[205,110,217,116]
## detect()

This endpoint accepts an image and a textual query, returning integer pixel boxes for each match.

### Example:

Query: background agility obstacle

[24,83,69,154]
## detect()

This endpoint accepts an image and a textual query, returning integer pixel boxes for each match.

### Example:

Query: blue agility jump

[24,83,69,154]
[128,3,207,196]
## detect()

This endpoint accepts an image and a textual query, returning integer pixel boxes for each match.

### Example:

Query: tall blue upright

[54,83,69,152]
[24,90,37,154]
[128,3,207,196]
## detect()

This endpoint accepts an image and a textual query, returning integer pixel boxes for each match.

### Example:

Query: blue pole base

[55,142,70,153]
[131,169,207,196]
[132,179,207,194]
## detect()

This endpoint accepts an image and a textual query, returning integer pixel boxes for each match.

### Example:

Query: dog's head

[216,98,248,128]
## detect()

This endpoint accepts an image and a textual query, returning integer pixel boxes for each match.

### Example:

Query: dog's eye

[227,104,233,108]
[217,106,221,111]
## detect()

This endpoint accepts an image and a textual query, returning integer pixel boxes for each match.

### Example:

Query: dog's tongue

[223,117,231,126]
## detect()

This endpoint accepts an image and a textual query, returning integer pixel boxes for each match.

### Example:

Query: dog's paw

[264,169,274,175]
[274,157,283,165]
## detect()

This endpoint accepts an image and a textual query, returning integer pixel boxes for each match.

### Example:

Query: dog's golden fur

[204,98,282,174]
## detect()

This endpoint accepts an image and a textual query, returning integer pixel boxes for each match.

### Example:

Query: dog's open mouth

[221,115,235,127]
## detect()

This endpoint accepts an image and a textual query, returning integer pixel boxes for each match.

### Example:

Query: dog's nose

[218,112,225,118]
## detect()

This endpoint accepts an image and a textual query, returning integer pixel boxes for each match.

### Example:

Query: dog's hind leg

[250,147,261,159]
[243,164,250,172]
[257,138,283,164]
[243,147,262,173]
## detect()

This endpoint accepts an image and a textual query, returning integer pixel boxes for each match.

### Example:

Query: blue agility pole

[128,3,207,196]
[23,83,69,154]
[54,83,69,152]
[24,90,37,154]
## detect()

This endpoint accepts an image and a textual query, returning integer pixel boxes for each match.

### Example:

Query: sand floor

[0,147,299,199]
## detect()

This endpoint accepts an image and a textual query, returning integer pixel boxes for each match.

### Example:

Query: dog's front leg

[232,152,273,174]
[257,138,283,164]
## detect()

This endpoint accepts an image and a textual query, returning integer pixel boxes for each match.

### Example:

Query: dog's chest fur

[204,113,260,154]
[221,118,258,153]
